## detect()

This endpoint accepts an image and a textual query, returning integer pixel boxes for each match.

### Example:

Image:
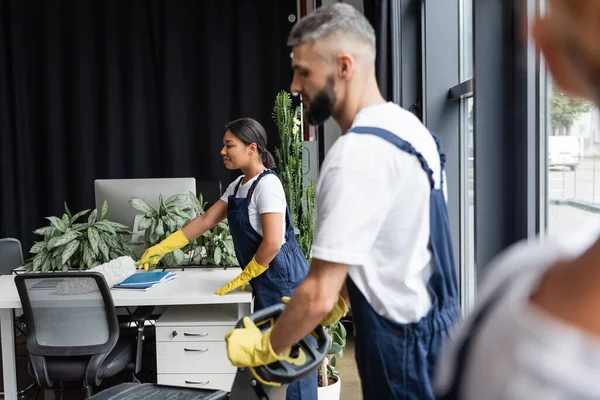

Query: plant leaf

[33,251,48,272]
[98,236,110,262]
[107,221,130,233]
[61,240,80,265]
[88,209,98,225]
[47,230,79,249]
[33,226,54,236]
[214,246,222,265]
[46,216,67,233]
[82,241,95,269]
[138,216,152,231]
[29,241,46,254]
[329,343,343,355]
[62,213,70,227]
[70,209,91,224]
[100,199,109,221]
[64,202,73,219]
[87,226,100,254]
[72,223,89,231]
[94,221,116,235]
[173,249,186,264]
[129,197,157,216]
[165,193,189,207]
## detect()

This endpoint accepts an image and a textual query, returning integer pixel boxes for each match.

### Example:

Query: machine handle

[235,303,330,386]
[184,332,209,337]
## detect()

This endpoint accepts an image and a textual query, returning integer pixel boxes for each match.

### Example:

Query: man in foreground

[224,4,460,399]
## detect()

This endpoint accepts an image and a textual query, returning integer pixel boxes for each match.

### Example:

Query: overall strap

[232,176,245,196]
[349,126,435,189]
[430,131,446,187]
[246,169,275,199]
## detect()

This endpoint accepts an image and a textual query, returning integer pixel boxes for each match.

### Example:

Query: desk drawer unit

[155,304,241,391]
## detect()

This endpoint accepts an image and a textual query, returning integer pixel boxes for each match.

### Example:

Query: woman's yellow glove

[281,295,348,327]
[135,230,189,270]
[215,256,267,295]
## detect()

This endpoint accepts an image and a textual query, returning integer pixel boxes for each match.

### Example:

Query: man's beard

[305,76,336,126]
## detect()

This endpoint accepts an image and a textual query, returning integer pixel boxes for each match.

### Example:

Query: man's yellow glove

[215,256,267,295]
[282,295,348,327]
[135,230,189,270]
[225,316,290,367]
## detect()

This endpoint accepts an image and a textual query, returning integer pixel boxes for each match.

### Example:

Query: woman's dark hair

[225,117,276,169]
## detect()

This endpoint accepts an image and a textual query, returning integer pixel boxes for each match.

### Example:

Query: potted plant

[272,90,316,260]
[129,193,193,268]
[317,320,346,399]
[187,192,238,267]
[129,192,238,268]
[24,201,134,272]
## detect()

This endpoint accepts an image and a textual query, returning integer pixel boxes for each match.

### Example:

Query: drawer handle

[183,332,209,337]
[184,347,209,352]
[185,380,210,385]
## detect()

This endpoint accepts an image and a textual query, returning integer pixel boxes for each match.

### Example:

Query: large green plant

[25,201,134,272]
[188,192,238,267]
[273,90,316,260]
[129,193,192,267]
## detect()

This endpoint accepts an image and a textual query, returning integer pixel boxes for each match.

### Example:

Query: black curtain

[0,0,297,251]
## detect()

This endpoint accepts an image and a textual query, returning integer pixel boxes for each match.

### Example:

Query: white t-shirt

[434,222,600,400]
[220,172,287,244]
[311,102,446,324]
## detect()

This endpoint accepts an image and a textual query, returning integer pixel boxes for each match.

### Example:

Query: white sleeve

[311,166,396,266]
[220,177,242,204]
[252,175,286,214]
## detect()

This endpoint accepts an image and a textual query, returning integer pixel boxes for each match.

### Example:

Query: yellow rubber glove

[135,230,189,270]
[224,316,290,367]
[282,295,348,327]
[215,256,267,295]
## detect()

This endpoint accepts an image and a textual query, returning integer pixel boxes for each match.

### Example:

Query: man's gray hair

[287,3,376,51]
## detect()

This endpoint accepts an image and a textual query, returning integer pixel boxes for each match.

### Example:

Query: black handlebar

[236,303,330,385]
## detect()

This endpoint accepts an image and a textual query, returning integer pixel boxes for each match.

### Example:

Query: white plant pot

[318,375,341,400]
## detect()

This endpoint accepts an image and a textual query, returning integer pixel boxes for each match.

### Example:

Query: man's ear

[337,53,354,81]
[533,17,590,99]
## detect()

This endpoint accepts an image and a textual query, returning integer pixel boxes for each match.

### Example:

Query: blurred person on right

[435,1,600,399]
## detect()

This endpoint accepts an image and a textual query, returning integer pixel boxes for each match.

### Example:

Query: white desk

[0,269,252,400]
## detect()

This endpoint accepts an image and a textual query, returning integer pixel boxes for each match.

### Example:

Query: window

[459,0,475,313]
[540,0,600,235]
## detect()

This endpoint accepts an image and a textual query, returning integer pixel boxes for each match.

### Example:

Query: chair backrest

[0,238,24,274]
[15,272,120,387]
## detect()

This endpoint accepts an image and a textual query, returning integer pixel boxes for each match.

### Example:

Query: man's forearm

[269,259,349,355]
[270,279,330,354]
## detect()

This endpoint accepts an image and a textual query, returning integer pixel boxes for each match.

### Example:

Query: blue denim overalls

[227,169,317,400]
[346,126,462,399]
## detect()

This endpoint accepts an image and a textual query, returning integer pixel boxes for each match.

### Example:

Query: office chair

[15,272,148,399]
[0,238,25,275]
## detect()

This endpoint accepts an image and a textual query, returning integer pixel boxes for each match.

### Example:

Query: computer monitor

[94,178,197,231]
